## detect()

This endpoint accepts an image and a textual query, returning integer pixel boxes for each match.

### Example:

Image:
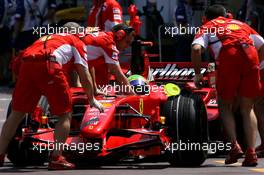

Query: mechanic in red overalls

[0,23,104,170]
[192,5,263,166]
[80,24,136,94]
[88,0,123,32]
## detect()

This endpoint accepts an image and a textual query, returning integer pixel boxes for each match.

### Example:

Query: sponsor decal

[226,24,241,31]
[207,99,218,107]
[139,98,144,114]
[88,111,100,115]
[98,100,114,103]
[89,108,100,112]
[88,108,109,116]
[81,117,100,130]
[215,20,226,24]
[149,64,206,80]
[124,64,207,80]
[87,117,100,126]
[114,14,122,21]
[102,103,113,108]
[113,8,121,14]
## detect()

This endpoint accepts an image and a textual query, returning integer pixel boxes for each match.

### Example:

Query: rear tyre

[6,98,47,166]
[163,90,208,166]
[7,139,47,166]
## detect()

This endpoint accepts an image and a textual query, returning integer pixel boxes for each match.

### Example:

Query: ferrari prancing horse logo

[139,98,144,114]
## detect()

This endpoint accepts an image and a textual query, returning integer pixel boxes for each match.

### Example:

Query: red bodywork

[14,61,219,162]
[20,84,170,160]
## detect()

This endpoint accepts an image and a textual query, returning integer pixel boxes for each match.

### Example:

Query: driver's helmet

[128,75,149,95]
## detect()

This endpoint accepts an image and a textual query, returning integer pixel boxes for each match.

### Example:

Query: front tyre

[163,90,208,166]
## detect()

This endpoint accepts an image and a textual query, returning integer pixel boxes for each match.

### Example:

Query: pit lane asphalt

[0,86,263,175]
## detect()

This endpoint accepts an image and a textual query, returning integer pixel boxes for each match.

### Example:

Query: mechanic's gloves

[89,98,104,113]
[194,74,203,89]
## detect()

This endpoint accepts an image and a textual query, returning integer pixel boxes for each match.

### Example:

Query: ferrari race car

[6,41,224,167]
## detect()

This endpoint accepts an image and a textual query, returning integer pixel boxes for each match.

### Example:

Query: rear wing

[149,62,207,81]
[122,62,208,82]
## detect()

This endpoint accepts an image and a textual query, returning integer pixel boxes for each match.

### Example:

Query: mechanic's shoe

[48,155,75,170]
[225,141,243,165]
[0,154,5,167]
[242,148,258,167]
[256,143,264,158]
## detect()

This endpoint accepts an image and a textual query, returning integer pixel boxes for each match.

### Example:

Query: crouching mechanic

[192,5,262,166]
[81,24,136,95]
[0,29,104,170]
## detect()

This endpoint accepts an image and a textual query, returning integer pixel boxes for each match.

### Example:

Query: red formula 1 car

[6,41,222,167]
[6,83,209,167]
